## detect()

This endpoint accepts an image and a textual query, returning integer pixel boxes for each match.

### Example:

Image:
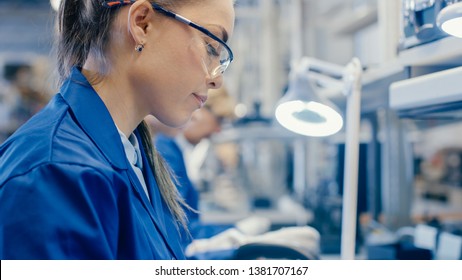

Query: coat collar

[59,67,128,170]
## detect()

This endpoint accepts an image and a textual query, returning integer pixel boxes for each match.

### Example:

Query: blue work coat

[155,133,231,249]
[0,68,185,260]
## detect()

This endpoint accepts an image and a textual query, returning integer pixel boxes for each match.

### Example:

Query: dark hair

[57,0,109,82]
[56,0,189,228]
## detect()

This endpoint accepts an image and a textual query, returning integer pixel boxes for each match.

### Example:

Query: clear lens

[191,37,230,78]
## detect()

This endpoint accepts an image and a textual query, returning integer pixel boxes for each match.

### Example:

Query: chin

[165,116,192,128]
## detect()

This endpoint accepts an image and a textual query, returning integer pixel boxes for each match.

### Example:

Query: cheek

[163,34,203,73]
[141,76,199,127]
[131,37,207,126]
[154,40,205,90]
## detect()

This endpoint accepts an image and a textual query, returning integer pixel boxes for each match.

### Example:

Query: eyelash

[206,43,220,57]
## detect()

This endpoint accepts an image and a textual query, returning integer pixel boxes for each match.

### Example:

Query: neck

[81,61,145,137]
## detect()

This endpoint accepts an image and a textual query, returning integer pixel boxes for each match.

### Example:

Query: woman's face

[129,0,235,128]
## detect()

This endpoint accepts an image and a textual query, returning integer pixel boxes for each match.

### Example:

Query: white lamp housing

[275,74,343,137]
[437,2,462,38]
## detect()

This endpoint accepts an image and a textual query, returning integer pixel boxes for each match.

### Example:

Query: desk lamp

[275,66,344,137]
[275,57,363,260]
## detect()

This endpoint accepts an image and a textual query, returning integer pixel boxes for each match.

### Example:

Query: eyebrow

[206,24,229,43]
[220,27,229,43]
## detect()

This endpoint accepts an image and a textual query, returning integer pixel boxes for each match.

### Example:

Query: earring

[135,43,144,52]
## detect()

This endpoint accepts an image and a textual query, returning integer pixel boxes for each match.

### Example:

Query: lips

[192,93,208,107]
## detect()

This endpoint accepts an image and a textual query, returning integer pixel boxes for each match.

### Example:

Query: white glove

[234,215,271,236]
[185,228,248,257]
[246,226,321,256]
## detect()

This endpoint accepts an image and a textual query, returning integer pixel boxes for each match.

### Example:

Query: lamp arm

[342,58,363,96]
[340,57,363,260]
[293,57,358,92]
[307,72,344,91]
[296,57,345,79]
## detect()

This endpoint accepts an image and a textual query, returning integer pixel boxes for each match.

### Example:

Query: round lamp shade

[275,73,343,137]
[275,100,343,137]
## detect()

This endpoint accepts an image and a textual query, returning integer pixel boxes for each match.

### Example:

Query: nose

[206,74,223,89]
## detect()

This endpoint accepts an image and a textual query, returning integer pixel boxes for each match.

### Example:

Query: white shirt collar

[117,128,143,169]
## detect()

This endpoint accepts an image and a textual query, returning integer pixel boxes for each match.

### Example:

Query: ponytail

[57,0,87,80]
[138,121,189,230]
[56,0,114,83]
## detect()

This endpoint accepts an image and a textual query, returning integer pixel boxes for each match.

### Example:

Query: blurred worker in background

[0,62,51,142]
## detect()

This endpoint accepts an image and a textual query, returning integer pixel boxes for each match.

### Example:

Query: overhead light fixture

[437,2,462,38]
[275,56,363,260]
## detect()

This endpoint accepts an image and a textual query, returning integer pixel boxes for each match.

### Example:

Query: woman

[0,0,235,260]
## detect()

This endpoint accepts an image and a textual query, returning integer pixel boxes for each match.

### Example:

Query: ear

[127,0,154,47]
